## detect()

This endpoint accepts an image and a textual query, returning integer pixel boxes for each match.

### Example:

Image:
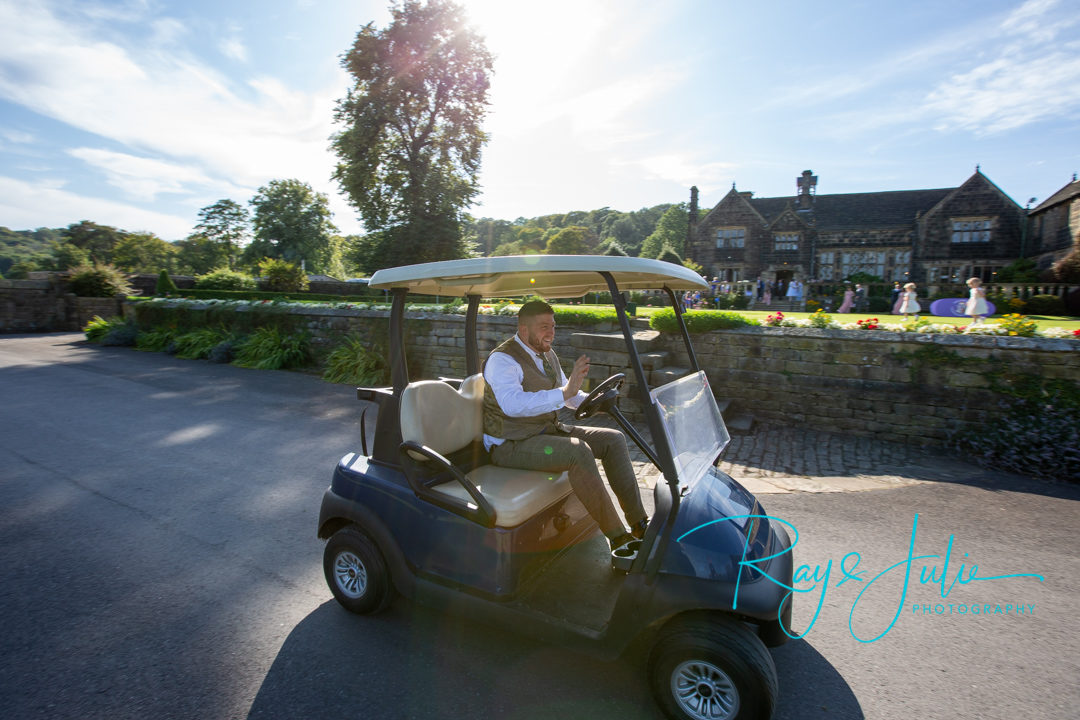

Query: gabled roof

[699,187,769,227]
[1032,176,1080,213]
[747,189,951,230]
[922,170,1022,221]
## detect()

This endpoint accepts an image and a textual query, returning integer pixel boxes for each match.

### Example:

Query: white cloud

[628,154,738,194]
[220,37,248,63]
[0,0,348,220]
[66,147,247,201]
[921,0,1080,134]
[0,127,35,144]
[0,175,194,237]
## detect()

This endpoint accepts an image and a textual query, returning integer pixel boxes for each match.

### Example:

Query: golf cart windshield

[650,371,731,484]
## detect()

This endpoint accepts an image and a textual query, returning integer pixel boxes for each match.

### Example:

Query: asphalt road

[1,333,1077,720]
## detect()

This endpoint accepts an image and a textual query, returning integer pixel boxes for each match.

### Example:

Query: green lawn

[621,305,1080,331]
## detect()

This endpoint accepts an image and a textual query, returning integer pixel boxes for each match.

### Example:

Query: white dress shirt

[482,334,585,450]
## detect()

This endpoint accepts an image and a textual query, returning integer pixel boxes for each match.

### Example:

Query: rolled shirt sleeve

[483,339,589,417]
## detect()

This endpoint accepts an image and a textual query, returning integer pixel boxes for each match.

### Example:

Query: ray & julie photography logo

[680,513,1045,643]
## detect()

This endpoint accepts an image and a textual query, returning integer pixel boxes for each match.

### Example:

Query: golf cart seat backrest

[399,374,571,528]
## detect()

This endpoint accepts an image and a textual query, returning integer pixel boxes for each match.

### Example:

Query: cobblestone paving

[576,411,988,495]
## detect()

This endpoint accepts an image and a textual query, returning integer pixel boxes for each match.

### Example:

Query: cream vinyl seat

[398,373,571,528]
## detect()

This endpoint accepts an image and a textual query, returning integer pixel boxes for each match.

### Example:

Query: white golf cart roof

[368,255,708,298]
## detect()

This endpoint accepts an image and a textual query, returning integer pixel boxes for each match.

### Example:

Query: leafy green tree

[66,263,134,297]
[546,226,591,255]
[53,242,91,270]
[195,267,257,290]
[112,232,178,274]
[331,0,493,270]
[175,234,232,275]
[5,260,38,278]
[515,226,545,251]
[257,257,309,292]
[244,179,337,273]
[155,270,179,295]
[194,199,250,269]
[682,257,705,276]
[603,241,628,256]
[1,226,60,273]
[996,257,1039,282]
[62,221,124,264]
[657,244,683,265]
[1052,250,1080,282]
[640,203,688,259]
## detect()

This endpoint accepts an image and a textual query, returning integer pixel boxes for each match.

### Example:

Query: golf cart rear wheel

[649,616,777,720]
[323,526,393,614]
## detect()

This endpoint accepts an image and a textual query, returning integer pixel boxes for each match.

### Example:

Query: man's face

[519,312,556,354]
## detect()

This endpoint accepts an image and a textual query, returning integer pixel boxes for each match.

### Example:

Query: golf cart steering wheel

[574,373,625,420]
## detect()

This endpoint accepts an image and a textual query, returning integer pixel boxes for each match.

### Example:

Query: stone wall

[0,278,123,332]
[0,279,66,332]
[1,278,126,333]
[126,301,1080,447]
[653,327,1078,445]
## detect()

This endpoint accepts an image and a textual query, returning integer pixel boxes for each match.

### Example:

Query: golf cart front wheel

[649,617,777,720]
[323,526,393,614]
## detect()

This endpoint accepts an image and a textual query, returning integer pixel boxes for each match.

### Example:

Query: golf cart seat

[399,374,572,528]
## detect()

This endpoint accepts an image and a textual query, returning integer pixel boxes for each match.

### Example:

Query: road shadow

[247,600,862,720]
[771,639,864,719]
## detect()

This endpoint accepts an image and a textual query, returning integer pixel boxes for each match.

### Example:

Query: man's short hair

[518,299,554,323]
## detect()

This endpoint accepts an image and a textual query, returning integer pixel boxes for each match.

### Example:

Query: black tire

[323,526,393,614]
[649,616,778,720]
[757,597,794,648]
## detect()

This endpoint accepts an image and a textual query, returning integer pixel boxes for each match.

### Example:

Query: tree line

[0,197,701,281]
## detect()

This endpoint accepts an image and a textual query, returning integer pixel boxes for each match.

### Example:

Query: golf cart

[317,256,793,720]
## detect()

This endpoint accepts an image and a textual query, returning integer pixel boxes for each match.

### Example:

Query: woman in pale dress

[898,282,921,318]
[838,285,855,313]
[965,277,988,324]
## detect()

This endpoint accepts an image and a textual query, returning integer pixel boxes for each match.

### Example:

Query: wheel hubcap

[671,660,739,720]
[334,550,368,599]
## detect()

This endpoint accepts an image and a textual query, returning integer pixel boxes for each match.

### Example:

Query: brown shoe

[630,517,649,540]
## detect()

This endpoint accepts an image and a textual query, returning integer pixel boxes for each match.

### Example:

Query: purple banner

[929,298,996,318]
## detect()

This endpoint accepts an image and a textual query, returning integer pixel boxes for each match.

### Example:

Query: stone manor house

[685,168,1080,288]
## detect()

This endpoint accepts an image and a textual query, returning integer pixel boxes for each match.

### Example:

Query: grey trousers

[490,425,646,538]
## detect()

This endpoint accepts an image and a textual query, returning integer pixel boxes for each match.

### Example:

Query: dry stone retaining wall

[127,301,1078,447]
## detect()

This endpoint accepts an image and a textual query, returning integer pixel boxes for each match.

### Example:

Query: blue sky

[1,0,1078,241]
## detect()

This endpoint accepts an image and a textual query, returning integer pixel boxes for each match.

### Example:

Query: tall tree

[62,221,124,264]
[193,199,250,269]
[640,203,689,259]
[244,179,337,273]
[332,0,493,270]
[111,232,178,274]
[546,226,592,255]
[175,234,232,275]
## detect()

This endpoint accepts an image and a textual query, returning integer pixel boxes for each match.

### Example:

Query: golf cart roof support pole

[603,274,685,584]
[390,287,409,394]
[600,272,679,485]
[465,294,482,377]
[663,286,701,373]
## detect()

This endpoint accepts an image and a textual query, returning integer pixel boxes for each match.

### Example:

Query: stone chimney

[687,185,699,251]
[797,170,817,210]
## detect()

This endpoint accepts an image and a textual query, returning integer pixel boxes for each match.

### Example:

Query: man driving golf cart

[482,299,648,554]
[318,255,793,720]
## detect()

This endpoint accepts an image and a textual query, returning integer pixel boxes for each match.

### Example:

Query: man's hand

[562,354,589,401]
